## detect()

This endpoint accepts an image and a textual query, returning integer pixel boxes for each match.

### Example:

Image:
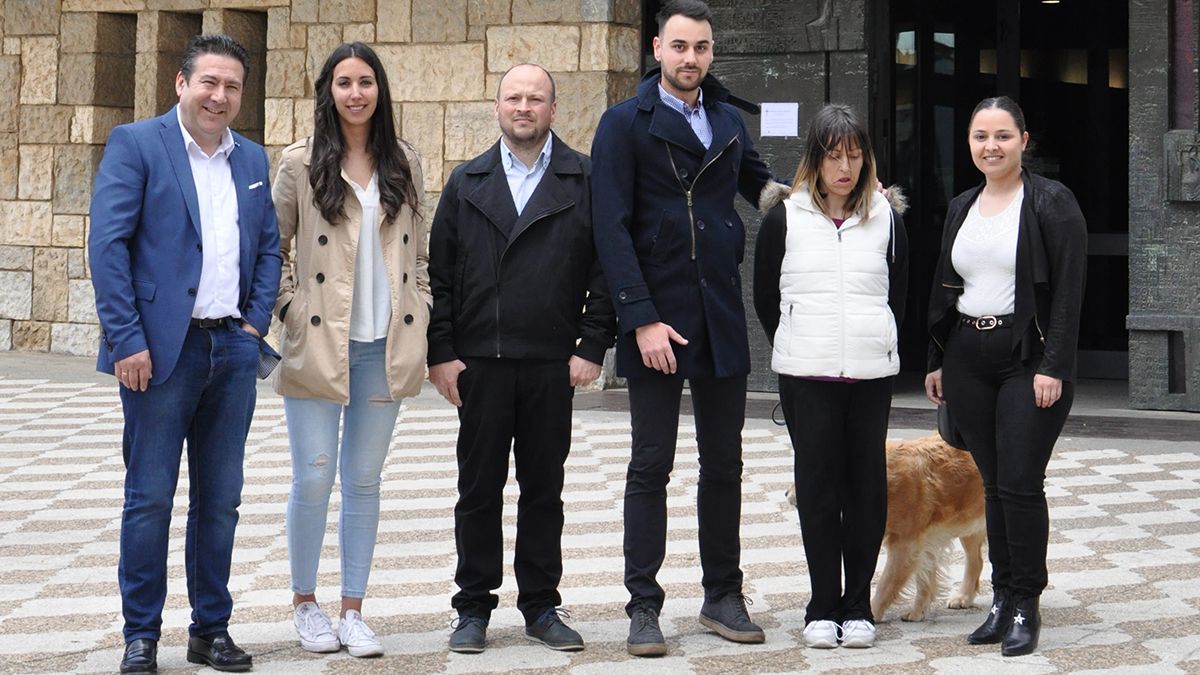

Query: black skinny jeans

[942,323,1072,599]
[623,374,747,615]
[779,375,892,625]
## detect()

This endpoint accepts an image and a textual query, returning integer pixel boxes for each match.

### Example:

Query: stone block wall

[0,0,641,357]
[1127,0,1200,411]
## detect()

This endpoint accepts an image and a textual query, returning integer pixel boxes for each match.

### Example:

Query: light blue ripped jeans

[285,338,401,598]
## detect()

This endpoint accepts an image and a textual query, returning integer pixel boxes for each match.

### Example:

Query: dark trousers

[778,375,891,624]
[451,357,573,624]
[623,374,746,614]
[942,324,1073,599]
[118,323,258,641]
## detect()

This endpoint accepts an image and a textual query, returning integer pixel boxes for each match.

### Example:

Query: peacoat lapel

[509,135,581,242]
[701,101,740,167]
[464,143,519,238]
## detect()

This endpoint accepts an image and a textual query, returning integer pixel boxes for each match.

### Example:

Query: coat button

[310,315,321,326]
[187,288,196,296]
[403,314,414,325]
[618,291,627,300]
[700,278,708,288]
[403,273,408,283]
[730,275,737,286]
[697,219,706,230]
[403,233,409,244]
[725,219,733,228]
[318,235,328,245]
[679,168,689,179]
[316,272,325,283]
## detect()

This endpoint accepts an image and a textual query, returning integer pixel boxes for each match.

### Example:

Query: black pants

[778,375,891,624]
[624,374,747,614]
[451,357,573,624]
[942,324,1072,599]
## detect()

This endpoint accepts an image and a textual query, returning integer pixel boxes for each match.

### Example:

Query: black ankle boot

[1001,596,1040,656]
[967,590,1013,644]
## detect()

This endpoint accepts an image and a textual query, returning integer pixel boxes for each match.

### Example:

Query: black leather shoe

[1001,596,1041,656]
[186,632,253,672]
[967,589,1013,644]
[119,639,157,673]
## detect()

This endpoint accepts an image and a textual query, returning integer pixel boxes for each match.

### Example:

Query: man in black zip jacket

[427,63,615,655]
[590,0,777,657]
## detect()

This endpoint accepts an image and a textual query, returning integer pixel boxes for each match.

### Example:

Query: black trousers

[623,373,747,614]
[778,375,892,624]
[451,357,573,624]
[942,323,1073,599]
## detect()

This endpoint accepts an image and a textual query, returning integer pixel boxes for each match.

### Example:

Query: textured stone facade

[1126,0,1200,410]
[0,0,640,358]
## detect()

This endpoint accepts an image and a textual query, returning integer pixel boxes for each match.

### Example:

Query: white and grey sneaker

[338,609,384,658]
[803,619,840,649]
[840,619,876,648]
[293,601,340,653]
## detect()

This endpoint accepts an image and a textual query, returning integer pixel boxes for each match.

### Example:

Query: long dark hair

[791,103,877,220]
[970,95,1026,134]
[310,42,418,225]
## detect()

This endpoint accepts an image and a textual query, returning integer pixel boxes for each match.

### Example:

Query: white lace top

[952,191,1022,317]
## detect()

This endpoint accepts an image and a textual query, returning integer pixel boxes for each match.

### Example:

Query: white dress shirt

[349,173,391,342]
[177,107,241,320]
[500,134,552,216]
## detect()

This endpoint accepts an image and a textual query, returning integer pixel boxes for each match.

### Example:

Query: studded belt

[959,313,1015,331]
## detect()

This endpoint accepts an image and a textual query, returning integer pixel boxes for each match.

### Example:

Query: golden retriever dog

[786,432,986,622]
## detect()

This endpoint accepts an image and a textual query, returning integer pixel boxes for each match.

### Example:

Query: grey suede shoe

[448,616,488,654]
[525,608,584,651]
[699,593,765,643]
[627,605,668,657]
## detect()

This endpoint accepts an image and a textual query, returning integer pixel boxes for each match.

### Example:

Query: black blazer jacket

[927,169,1087,382]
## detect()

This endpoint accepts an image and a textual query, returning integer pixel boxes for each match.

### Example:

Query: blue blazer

[88,107,281,384]
[591,70,775,379]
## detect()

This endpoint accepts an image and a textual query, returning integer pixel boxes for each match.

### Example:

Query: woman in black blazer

[924,96,1087,657]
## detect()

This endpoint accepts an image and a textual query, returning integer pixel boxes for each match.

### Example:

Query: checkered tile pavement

[1,370,1198,674]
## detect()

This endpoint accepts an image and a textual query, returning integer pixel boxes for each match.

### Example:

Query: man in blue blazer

[89,34,280,674]
[590,0,777,657]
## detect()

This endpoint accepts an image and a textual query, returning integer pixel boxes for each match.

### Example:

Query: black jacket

[427,134,616,366]
[927,169,1087,381]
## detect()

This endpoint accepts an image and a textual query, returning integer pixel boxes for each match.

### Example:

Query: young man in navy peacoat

[590,0,778,658]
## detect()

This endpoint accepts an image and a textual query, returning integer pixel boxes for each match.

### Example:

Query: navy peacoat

[591,69,775,379]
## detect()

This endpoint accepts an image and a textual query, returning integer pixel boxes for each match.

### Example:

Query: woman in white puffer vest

[753,103,908,650]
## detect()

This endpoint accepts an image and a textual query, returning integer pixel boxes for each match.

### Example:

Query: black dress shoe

[120,639,157,673]
[967,589,1013,644]
[1001,596,1041,656]
[186,632,253,672]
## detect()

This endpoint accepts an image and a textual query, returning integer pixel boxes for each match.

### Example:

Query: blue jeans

[285,338,401,598]
[118,322,259,642]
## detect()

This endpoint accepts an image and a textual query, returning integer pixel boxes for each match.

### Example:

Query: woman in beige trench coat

[271,42,430,659]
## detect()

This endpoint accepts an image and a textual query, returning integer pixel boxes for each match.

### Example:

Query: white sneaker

[338,609,384,657]
[294,601,340,653]
[803,619,840,648]
[840,619,876,648]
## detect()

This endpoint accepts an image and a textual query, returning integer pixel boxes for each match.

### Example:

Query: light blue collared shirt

[500,134,553,216]
[658,84,712,149]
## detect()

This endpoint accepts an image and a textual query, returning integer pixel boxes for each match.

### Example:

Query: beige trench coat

[271,137,431,403]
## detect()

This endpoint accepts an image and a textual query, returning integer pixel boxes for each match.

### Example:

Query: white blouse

[952,191,1022,318]
[349,174,392,342]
